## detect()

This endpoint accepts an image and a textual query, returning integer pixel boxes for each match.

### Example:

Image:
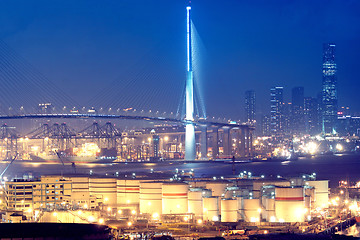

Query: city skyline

[0,0,359,120]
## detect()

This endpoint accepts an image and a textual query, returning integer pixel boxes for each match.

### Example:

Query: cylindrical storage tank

[242,198,261,222]
[305,196,311,210]
[221,199,238,222]
[305,187,315,204]
[305,180,329,208]
[162,183,188,214]
[89,178,117,206]
[188,181,207,188]
[139,182,162,215]
[264,198,275,222]
[206,182,229,197]
[275,187,305,222]
[188,189,203,217]
[234,188,250,198]
[117,179,140,206]
[265,198,275,211]
[224,187,239,199]
[203,197,219,221]
[236,197,244,221]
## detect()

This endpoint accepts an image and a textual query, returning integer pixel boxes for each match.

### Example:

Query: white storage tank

[203,197,219,221]
[221,198,238,222]
[89,177,117,206]
[305,180,329,208]
[139,182,162,215]
[242,198,261,222]
[275,186,305,222]
[162,183,188,214]
[117,179,140,206]
[206,182,229,197]
[305,196,311,210]
[253,180,290,198]
[264,198,275,222]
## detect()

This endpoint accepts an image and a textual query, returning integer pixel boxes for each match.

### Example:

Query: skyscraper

[245,90,256,123]
[291,87,305,135]
[304,97,320,135]
[322,43,337,134]
[270,87,284,136]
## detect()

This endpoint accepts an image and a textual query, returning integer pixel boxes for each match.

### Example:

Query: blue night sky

[0,0,359,121]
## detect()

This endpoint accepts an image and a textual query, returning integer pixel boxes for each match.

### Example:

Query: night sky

[0,0,359,121]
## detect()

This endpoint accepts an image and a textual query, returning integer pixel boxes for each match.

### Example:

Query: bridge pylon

[184,4,196,161]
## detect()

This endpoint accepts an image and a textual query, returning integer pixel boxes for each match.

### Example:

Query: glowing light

[127,222,132,227]
[197,219,203,224]
[53,212,57,217]
[184,216,189,221]
[131,210,136,215]
[152,212,159,219]
[270,216,276,222]
[336,144,343,151]
[88,216,95,222]
[118,210,122,214]
[212,216,219,221]
[99,218,104,224]
[107,207,111,212]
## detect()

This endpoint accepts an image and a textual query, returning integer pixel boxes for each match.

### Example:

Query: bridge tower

[185,4,196,161]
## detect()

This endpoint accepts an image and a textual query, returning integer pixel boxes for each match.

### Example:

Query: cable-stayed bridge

[0,5,254,161]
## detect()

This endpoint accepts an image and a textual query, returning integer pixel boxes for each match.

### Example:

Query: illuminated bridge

[0,5,254,161]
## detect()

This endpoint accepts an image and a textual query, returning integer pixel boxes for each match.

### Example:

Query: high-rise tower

[322,43,337,134]
[185,4,196,160]
[245,90,256,124]
[291,87,305,135]
[270,87,284,136]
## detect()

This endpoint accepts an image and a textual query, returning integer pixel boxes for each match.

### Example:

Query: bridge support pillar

[211,127,219,159]
[200,125,207,160]
[245,128,249,157]
[185,124,196,160]
[222,127,231,158]
[239,128,246,158]
[249,130,254,157]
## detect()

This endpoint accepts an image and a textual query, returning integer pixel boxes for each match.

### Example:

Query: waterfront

[2,154,360,188]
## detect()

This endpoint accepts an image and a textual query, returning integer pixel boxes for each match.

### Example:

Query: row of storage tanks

[67,176,329,223]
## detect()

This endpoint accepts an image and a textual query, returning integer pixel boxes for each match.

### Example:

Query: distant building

[291,87,305,135]
[245,90,256,123]
[270,87,284,136]
[261,114,271,136]
[322,43,337,134]
[304,97,321,135]
[282,102,292,136]
[337,116,360,136]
